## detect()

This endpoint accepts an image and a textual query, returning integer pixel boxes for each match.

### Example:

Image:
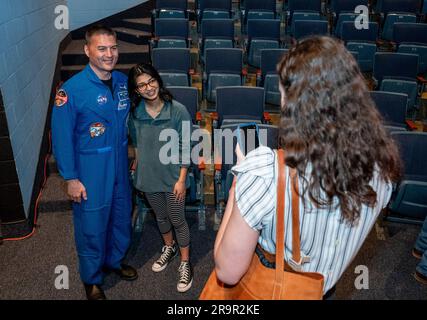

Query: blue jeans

[415,216,427,276]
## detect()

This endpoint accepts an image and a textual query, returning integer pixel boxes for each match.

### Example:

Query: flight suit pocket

[77,147,115,211]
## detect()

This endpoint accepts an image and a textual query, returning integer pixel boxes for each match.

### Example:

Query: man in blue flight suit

[51,25,137,300]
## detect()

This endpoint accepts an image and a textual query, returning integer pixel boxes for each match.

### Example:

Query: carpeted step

[113,27,151,45]
[121,18,152,33]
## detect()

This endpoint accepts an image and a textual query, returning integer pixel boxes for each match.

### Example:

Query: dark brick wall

[0,90,26,223]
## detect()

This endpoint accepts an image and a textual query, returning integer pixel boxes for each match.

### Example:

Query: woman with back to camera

[127,63,193,293]
[213,36,402,296]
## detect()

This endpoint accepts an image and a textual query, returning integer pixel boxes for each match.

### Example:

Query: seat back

[244,0,277,25]
[201,19,234,56]
[199,0,232,15]
[393,22,427,45]
[340,21,379,42]
[260,49,288,81]
[291,12,321,35]
[398,44,427,75]
[346,42,377,72]
[155,18,189,39]
[388,131,427,220]
[247,19,281,41]
[380,79,418,109]
[167,86,199,123]
[373,52,418,84]
[152,48,191,73]
[156,0,187,18]
[293,20,329,39]
[205,48,244,101]
[381,13,416,41]
[153,48,191,86]
[394,132,427,177]
[247,19,281,67]
[216,86,265,126]
[201,18,234,40]
[205,48,243,76]
[287,0,322,14]
[245,0,277,14]
[334,13,358,36]
[330,0,369,16]
[378,0,422,15]
[370,91,408,126]
[264,74,281,106]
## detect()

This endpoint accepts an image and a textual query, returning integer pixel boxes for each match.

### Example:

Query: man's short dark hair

[85,25,117,44]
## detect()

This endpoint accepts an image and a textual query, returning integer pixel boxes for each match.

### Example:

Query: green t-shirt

[128,99,192,193]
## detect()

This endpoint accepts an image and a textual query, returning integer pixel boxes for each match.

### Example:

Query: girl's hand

[173,180,186,202]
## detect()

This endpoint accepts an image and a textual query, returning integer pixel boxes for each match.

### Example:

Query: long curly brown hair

[277,36,401,224]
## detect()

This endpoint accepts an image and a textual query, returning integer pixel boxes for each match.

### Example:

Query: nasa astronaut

[51,25,137,300]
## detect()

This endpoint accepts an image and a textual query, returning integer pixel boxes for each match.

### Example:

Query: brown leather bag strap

[273,149,286,299]
[290,167,301,264]
[273,150,303,299]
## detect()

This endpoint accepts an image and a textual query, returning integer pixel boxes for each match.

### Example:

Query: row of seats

[153,0,427,21]
[160,87,427,229]
[151,47,284,106]
[129,1,427,231]
[149,15,427,73]
[151,45,426,113]
[152,0,427,36]
[147,83,427,227]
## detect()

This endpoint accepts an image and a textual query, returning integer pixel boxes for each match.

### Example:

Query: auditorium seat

[167,86,201,125]
[257,49,289,106]
[373,52,419,111]
[204,48,245,102]
[340,21,379,72]
[246,19,281,68]
[241,0,277,34]
[152,48,192,86]
[199,18,235,63]
[385,131,427,224]
[151,18,189,50]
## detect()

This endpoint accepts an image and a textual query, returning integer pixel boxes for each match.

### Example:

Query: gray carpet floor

[0,177,426,300]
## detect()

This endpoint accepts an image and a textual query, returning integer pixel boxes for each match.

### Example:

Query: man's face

[84,34,118,73]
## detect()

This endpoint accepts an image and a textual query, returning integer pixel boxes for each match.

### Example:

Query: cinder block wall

[68,0,145,31]
[0,0,69,220]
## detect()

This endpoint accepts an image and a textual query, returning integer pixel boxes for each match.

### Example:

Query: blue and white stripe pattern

[231,146,392,293]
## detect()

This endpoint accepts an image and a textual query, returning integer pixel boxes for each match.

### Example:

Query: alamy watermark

[55,5,69,30]
[157,122,269,166]
[354,5,369,30]
[354,265,369,290]
[54,265,69,290]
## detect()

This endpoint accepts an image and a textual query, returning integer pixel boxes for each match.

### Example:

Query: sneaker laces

[156,244,176,266]
[178,261,191,284]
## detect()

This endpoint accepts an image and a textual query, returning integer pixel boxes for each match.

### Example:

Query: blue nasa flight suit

[51,65,132,285]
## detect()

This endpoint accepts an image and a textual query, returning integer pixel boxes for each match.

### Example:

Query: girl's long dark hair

[277,36,401,225]
[128,63,173,112]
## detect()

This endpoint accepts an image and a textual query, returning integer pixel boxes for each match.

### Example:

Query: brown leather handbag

[199,149,324,300]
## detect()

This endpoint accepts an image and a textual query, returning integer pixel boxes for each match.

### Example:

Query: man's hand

[66,179,87,203]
